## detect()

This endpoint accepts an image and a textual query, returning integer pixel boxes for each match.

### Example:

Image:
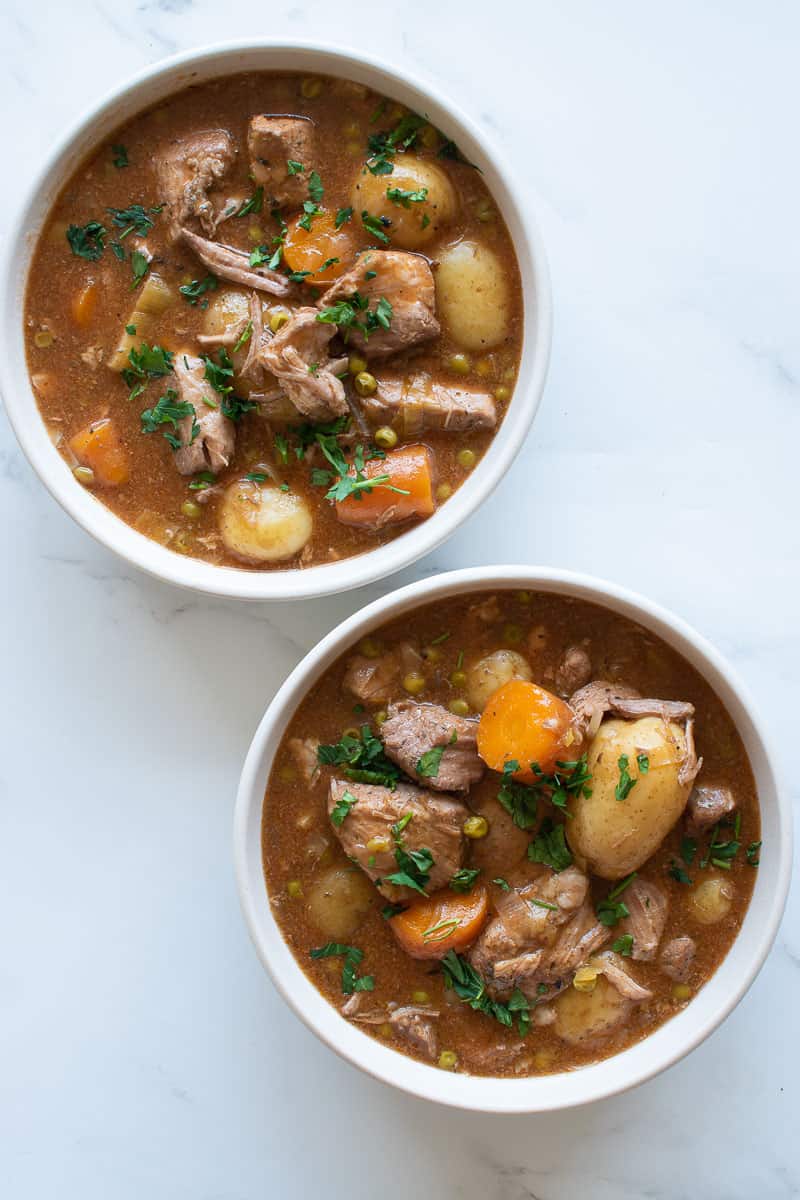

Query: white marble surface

[1,1,798,1195]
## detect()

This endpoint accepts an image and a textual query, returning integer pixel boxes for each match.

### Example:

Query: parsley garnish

[699,822,740,871]
[316,292,393,341]
[441,951,530,1036]
[66,221,106,261]
[298,199,322,232]
[383,818,434,895]
[122,342,174,401]
[179,274,218,306]
[596,873,637,925]
[245,471,267,483]
[615,754,637,801]
[382,902,407,919]
[497,760,538,830]
[681,836,697,866]
[287,159,305,175]
[637,753,650,774]
[746,840,761,867]
[249,245,270,267]
[668,861,693,885]
[330,788,359,827]
[416,732,456,779]
[612,934,634,957]
[140,389,194,447]
[492,877,511,891]
[130,249,149,288]
[274,433,289,465]
[361,210,391,244]
[386,185,428,207]
[236,186,264,217]
[365,112,427,175]
[221,395,258,422]
[111,144,129,169]
[233,321,253,353]
[528,821,572,871]
[202,348,234,395]
[307,170,324,203]
[449,868,481,894]
[107,204,159,239]
[335,206,353,228]
[317,725,401,788]
[189,471,216,491]
[309,943,374,995]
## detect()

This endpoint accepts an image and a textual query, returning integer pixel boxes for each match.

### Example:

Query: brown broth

[262,590,759,1078]
[25,72,523,569]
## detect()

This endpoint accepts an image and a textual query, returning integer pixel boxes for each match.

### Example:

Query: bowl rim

[0,38,552,601]
[233,564,791,1112]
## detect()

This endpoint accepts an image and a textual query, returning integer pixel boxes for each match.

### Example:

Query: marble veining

[1,1,797,1197]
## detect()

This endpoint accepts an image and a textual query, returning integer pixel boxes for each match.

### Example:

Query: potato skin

[306,866,375,940]
[554,975,630,1045]
[688,875,734,925]
[466,649,532,712]
[435,239,510,350]
[219,479,313,563]
[351,154,456,250]
[567,717,692,880]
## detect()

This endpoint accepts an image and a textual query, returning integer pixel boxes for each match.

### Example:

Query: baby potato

[306,866,375,939]
[351,154,457,249]
[202,287,250,337]
[466,649,533,712]
[554,974,630,1045]
[687,875,734,925]
[435,239,510,351]
[219,479,312,563]
[567,717,692,880]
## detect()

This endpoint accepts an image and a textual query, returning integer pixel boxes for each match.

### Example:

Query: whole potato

[219,479,313,563]
[306,866,375,939]
[351,154,456,249]
[435,239,510,351]
[466,649,532,712]
[567,717,692,879]
[687,875,734,925]
[554,975,629,1045]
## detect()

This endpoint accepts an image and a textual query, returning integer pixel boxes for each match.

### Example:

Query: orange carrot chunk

[69,419,130,487]
[335,444,435,528]
[477,679,575,779]
[71,280,98,327]
[283,209,358,285]
[389,885,489,960]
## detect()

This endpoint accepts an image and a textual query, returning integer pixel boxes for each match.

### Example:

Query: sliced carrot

[69,419,130,487]
[389,885,489,960]
[71,280,98,327]
[335,444,435,528]
[283,209,358,285]
[477,679,575,780]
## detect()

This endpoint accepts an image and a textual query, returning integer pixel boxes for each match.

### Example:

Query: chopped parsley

[286,159,305,175]
[111,144,129,169]
[233,321,253,352]
[330,788,359,827]
[637,753,650,774]
[249,244,271,267]
[221,395,259,422]
[383,817,434,896]
[680,836,697,866]
[746,840,761,867]
[245,471,267,483]
[497,760,538,830]
[107,203,160,239]
[614,754,637,801]
[500,755,591,829]
[361,210,391,244]
[130,249,149,288]
[596,873,637,925]
[122,342,174,401]
[298,199,322,232]
[529,897,559,912]
[140,389,194,448]
[335,206,353,228]
[66,221,106,261]
[441,951,530,1036]
[307,170,324,203]
[381,902,407,920]
[365,112,427,175]
[274,433,290,465]
[202,348,234,396]
[309,943,374,995]
[386,185,428,207]
[449,868,481,894]
[417,731,456,779]
[316,291,393,341]
[179,274,218,306]
[612,934,634,957]
[189,471,216,491]
[236,186,264,217]
[699,822,740,871]
[317,725,401,788]
[528,821,572,872]
[668,861,693,885]
[492,877,511,891]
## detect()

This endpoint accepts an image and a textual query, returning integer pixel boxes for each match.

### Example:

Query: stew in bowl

[24,68,524,572]
[235,568,788,1108]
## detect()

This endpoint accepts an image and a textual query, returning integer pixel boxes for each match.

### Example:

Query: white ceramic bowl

[234,565,791,1111]
[0,41,551,601]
